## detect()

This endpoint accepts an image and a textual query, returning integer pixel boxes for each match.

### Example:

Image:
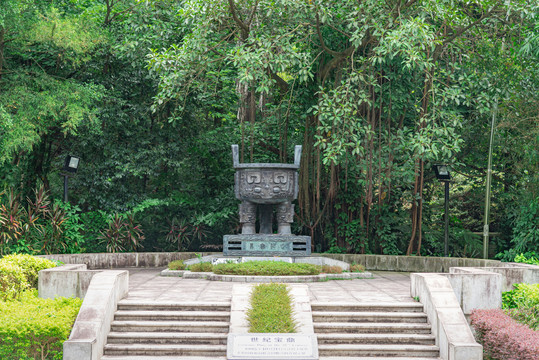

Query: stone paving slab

[120,268,414,304]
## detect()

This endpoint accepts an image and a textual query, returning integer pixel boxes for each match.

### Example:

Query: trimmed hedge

[168,260,186,270]
[213,261,320,276]
[0,261,28,300]
[471,308,539,360]
[0,254,58,288]
[0,290,82,360]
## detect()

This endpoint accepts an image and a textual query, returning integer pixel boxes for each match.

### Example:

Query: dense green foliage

[0,290,82,360]
[0,255,79,359]
[0,0,537,257]
[247,283,296,333]
[0,254,57,288]
[502,283,539,330]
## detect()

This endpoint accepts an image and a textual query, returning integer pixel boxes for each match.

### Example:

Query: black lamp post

[434,164,451,257]
[63,155,80,202]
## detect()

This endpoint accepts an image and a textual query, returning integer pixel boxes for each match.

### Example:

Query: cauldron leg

[239,201,256,234]
[277,202,294,235]
[259,204,273,234]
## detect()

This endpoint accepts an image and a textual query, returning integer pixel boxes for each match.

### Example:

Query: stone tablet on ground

[227,333,318,360]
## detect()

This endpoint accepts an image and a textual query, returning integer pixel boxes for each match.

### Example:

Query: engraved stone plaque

[227,333,318,360]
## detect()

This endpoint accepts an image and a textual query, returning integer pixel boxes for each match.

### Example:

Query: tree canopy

[0,0,537,257]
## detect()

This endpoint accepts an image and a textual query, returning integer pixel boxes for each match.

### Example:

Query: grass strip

[213,261,320,275]
[247,283,296,333]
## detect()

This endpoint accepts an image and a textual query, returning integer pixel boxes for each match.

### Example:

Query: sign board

[227,333,318,360]
[211,258,241,265]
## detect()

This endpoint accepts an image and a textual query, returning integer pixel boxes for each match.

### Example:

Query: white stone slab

[227,333,318,360]
[241,257,294,263]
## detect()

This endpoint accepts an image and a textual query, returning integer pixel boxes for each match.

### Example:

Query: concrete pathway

[122,268,413,303]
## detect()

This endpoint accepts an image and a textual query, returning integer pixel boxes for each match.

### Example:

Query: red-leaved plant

[470,308,539,360]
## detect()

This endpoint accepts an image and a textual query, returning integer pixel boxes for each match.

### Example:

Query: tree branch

[228,0,250,40]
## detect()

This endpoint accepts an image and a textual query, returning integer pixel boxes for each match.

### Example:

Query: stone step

[110,320,229,333]
[117,300,230,312]
[107,332,228,345]
[317,333,435,345]
[318,344,440,357]
[101,357,227,360]
[311,302,424,313]
[312,311,427,323]
[103,344,227,356]
[314,322,433,334]
[114,310,230,322]
[319,357,441,360]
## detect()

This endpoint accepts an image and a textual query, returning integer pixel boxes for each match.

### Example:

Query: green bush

[213,261,320,276]
[350,263,365,272]
[0,290,82,360]
[503,283,539,310]
[188,262,213,272]
[168,260,186,270]
[0,261,28,300]
[0,254,58,288]
[514,252,539,265]
[502,283,539,330]
[247,283,296,333]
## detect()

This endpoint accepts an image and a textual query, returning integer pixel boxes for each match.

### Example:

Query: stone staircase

[100,300,230,360]
[313,302,441,360]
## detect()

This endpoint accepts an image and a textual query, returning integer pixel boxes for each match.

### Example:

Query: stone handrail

[411,273,483,360]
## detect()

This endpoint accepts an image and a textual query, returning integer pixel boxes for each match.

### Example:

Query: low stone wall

[321,254,501,272]
[39,252,503,272]
[39,264,100,299]
[38,252,217,269]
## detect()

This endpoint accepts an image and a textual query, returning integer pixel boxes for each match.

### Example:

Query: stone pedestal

[223,235,311,256]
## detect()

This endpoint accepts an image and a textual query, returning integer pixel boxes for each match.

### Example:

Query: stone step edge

[317,333,435,339]
[104,344,227,351]
[108,332,228,339]
[318,344,440,351]
[101,357,227,360]
[118,300,230,308]
[314,322,432,328]
[112,321,230,326]
[313,311,427,317]
[319,357,441,360]
[115,310,231,317]
[311,302,423,309]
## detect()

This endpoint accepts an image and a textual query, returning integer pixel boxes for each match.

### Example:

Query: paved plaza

[123,268,415,304]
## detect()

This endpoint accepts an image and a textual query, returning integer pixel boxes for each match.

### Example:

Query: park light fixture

[433,164,451,257]
[63,155,80,202]
[63,155,80,174]
[434,164,451,181]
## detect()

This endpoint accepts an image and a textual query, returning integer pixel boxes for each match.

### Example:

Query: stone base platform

[223,234,311,256]
[163,255,373,282]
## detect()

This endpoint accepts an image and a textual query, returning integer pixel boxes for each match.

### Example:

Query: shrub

[213,261,320,276]
[168,260,186,270]
[350,263,365,272]
[502,283,539,330]
[471,308,539,360]
[188,262,213,272]
[0,290,82,360]
[0,261,28,300]
[514,252,539,265]
[320,265,343,274]
[0,254,57,288]
[247,283,296,333]
[502,283,539,310]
